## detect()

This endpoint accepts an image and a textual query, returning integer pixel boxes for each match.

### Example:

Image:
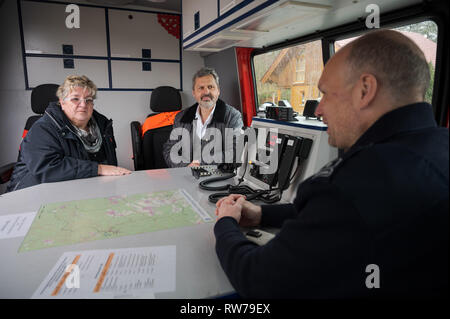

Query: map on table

[19,189,212,252]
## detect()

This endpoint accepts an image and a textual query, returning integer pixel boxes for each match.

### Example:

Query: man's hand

[98,164,131,176]
[215,194,262,227]
[215,196,245,223]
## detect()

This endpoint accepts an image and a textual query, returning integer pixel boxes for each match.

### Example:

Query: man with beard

[163,67,243,167]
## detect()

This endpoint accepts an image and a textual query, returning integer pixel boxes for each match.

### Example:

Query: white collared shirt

[195,105,216,140]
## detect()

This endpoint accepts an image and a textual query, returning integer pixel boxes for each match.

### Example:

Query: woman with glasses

[7,75,130,192]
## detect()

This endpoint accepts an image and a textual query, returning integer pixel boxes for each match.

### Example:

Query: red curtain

[236,47,256,127]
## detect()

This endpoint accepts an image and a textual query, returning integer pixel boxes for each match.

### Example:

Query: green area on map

[19,189,209,252]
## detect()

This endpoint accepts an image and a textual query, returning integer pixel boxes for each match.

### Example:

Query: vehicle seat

[131,86,182,170]
[0,84,59,184]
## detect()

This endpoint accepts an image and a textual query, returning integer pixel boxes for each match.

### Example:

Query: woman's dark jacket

[7,102,118,192]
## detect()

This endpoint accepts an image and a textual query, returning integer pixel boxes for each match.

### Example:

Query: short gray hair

[345,29,430,102]
[57,75,97,100]
[192,67,220,90]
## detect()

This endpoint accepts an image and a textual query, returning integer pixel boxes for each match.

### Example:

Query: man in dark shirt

[214,29,448,298]
[163,67,243,167]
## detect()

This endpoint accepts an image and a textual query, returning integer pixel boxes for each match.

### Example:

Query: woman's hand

[188,160,201,167]
[98,164,131,176]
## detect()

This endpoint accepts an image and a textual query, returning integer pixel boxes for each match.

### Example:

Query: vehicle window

[334,21,438,104]
[253,40,323,115]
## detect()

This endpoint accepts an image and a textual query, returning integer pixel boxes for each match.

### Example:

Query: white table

[0,168,235,298]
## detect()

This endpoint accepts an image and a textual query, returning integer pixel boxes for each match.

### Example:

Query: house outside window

[295,56,306,83]
[254,40,323,114]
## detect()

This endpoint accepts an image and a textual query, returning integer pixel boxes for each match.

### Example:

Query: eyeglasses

[65,97,94,105]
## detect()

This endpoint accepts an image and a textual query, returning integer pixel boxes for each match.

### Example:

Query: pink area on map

[106,210,118,216]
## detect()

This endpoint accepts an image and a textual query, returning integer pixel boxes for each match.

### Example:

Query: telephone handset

[277,136,312,190]
[249,131,286,187]
[250,129,312,190]
[276,136,302,190]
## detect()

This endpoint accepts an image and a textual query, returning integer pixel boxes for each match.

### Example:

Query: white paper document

[32,245,176,299]
[0,212,36,239]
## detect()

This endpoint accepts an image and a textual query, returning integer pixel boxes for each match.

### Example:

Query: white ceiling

[87,0,181,12]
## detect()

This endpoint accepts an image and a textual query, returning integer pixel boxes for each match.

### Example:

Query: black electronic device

[249,129,313,190]
[245,229,275,245]
[265,106,296,121]
[258,102,276,113]
[217,162,241,174]
[246,229,262,238]
[191,165,224,179]
[250,130,287,187]
[298,137,313,159]
[191,166,214,179]
[197,129,313,204]
[277,136,303,190]
[303,100,319,119]
[191,163,241,179]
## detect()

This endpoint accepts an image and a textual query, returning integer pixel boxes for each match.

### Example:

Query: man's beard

[199,100,215,109]
[199,95,215,109]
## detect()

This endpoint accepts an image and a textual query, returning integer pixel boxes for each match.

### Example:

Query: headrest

[302,100,319,118]
[31,84,59,114]
[150,86,182,113]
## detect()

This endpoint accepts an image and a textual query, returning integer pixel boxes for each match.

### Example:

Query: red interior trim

[236,47,256,127]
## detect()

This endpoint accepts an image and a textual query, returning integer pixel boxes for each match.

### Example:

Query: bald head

[344,29,430,105]
[315,29,431,151]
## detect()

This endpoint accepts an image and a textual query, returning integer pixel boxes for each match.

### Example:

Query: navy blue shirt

[214,103,449,298]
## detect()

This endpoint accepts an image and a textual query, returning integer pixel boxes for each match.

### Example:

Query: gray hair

[192,67,220,90]
[57,75,97,100]
[345,29,430,102]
